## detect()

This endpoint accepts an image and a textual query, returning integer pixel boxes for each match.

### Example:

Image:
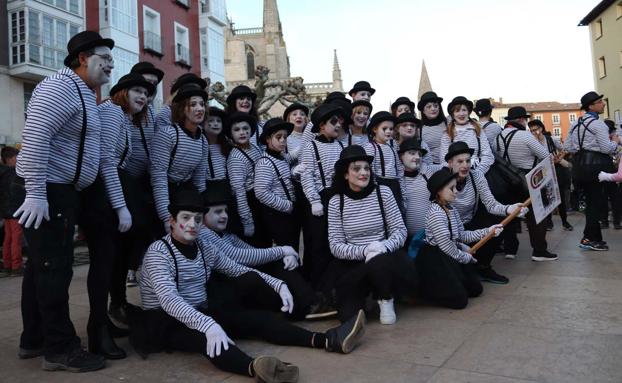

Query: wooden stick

[469,198,532,254]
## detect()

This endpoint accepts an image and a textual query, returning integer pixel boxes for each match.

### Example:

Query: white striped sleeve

[327,195,367,261]
[212,251,284,292]
[99,103,127,209]
[227,152,254,228]
[200,228,284,266]
[476,132,494,174]
[426,205,473,264]
[378,186,407,252]
[300,141,322,204]
[254,157,294,213]
[150,126,176,222]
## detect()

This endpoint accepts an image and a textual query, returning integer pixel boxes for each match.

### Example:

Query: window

[594,19,603,39]
[553,127,561,137]
[110,0,137,35]
[103,47,139,96]
[604,98,610,118]
[143,6,161,54]
[10,11,25,65]
[36,0,80,15]
[22,11,80,69]
[175,23,190,65]
[534,114,543,121]
[200,0,208,14]
[210,0,227,21]
[23,83,36,115]
[246,52,255,80]
[598,57,607,78]
[552,114,560,125]
[208,24,225,80]
[569,113,576,123]
[200,28,208,69]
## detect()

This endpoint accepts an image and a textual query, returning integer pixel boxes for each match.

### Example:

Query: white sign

[525,155,561,225]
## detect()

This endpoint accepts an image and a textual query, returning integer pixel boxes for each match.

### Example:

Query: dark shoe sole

[305,310,338,320]
[42,359,106,373]
[253,356,299,383]
[479,276,509,285]
[341,310,366,354]
[579,243,608,251]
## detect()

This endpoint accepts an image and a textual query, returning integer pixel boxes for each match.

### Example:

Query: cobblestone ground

[1,213,622,382]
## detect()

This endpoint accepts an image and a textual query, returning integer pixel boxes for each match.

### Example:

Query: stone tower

[262,0,290,79]
[418,59,432,100]
[332,49,343,91]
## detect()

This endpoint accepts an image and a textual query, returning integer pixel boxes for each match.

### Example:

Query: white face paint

[203,204,228,233]
[320,115,343,139]
[287,109,307,131]
[373,121,394,144]
[353,91,371,101]
[395,104,411,116]
[452,105,470,124]
[267,130,288,153]
[231,122,251,145]
[185,96,206,125]
[205,115,223,136]
[236,96,253,113]
[86,46,114,86]
[171,210,203,243]
[345,160,371,192]
[127,86,148,115]
[398,122,416,141]
[448,153,471,179]
[400,149,422,171]
[423,102,440,119]
[352,107,370,128]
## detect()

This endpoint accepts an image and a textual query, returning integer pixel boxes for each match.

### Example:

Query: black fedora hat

[109,73,156,97]
[225,112,257,138]
[351,99,373,114]
[203,179,232,207]
[474,99,494,115]
[447,96,474,114]
[348,81,376,97]
[334,144,374,172]
[131,61,164,83]
[427,167,458,201]
[444,141,474,162]
[391,96,415,112]
[168,187,206,215]
[171,73,207,94]
[208,107,227,120]
[504,106,531,120]
[580,91,604,110]
[283,102,309,120]
[172,83,208,103]
[310,103,345,132]
[259,117,294,144]
[368,111,396,135]
[398,137,428,156]
[395,112,420,126]
[226,85,257,104]
[64,30,115,67]
[417,91,444,111]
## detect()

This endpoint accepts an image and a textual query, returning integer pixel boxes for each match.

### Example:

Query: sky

[226,0,598,111]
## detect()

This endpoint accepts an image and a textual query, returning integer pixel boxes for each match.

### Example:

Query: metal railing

[176,43,191,65]
[144,31,162,54]
[233,27,263,35]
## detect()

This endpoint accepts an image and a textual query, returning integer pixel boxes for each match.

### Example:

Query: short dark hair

[69,48,95,69]
[1,146,18,163]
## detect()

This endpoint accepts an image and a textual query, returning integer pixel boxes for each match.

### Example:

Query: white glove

[14,197,50,229]
[458,243,471,253]
[471,157,481,169]
[311,202,324,217]
[292,163,307,177]
[163,221,171,234]
[281,245,298,257]
[278,284,294,314]
[282,255,299,271]
[599,171,614,182]
[559,159,570,168]
[115,206,132,233]
[507,203,529,218]
[364,241,386,263]
[243,222,255,237]
[205,323,235,358]
[488,224,504,237]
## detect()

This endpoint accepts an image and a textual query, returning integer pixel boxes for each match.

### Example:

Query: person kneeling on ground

[131,188,365,383]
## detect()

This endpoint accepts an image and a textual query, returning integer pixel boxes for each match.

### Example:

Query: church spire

[332,49,343,91]
[418,59,433,100]
[263,0,282,34]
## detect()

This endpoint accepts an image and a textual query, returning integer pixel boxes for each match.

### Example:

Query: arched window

[246,51,255,80]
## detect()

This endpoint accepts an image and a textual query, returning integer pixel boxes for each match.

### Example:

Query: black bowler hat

[203,179,232,207]
[131,61,164,83]
[395,112,420,126]
[224,112,257,138]
[398,138,428,156]
[283,102,309,120]
[604,119,616,134]
[348,81,376,97]
[351,99,373,114]
[324,91,348,104]
[417,91,444,111]
[504,106,531,120]
[168,187,205,215]
[172,83,208,103]
[171,73,207,94]
[311,103,346,132]
[427,167,458,201]
[474,99,494,115]
[226,85,257,104]
[580,91,604,111]
[259,117,294,144]
[324,93,352,126]
[109,73,156,97]
[334,144,374,173]
[64,30,115,67]
[208,107,227,120]
[367,111,396,135]
[447,96,474,115]
[391,96,415,112]
[444,141,474,162]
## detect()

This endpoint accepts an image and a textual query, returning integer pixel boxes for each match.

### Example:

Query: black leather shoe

[88,326,126,360]
[325,309,366,354]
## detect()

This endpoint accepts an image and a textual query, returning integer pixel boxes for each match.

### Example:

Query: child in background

[1,146,23,276]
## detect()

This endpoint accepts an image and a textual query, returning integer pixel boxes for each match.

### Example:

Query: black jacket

[0,164,16,218]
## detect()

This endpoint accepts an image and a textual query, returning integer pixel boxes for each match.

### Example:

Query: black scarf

[315,134,335,144]
[266,148,284,160]
[505,121,526,131]
[421,112,447,127]
[171,237,198,260]
[344,180,375,200]
[404,169,419,178]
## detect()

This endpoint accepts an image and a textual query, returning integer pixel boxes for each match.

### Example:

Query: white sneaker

[504,254,516,260]
[378,299,396,325]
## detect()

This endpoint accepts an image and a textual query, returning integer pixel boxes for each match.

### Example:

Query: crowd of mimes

[7,31,622,382]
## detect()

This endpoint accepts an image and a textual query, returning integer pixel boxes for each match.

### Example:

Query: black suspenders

[62,74,87,185]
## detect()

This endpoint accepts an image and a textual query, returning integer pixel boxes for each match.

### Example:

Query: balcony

[233,27,263,35]
[175,43,191,67]
[144,31,162,56]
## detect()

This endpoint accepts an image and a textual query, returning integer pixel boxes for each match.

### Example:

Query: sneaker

[251,356,299,383]
[18,346,44,359]
[478,267,509,284]
[42,347,106,373]
[562,222,574,231]
[305,294,338,320]
[126,270,137,287]
[325,309,366,354]
[378,299,396,325]
[579,239,609,251]
[531,251,558,262]
[504,253,516,260]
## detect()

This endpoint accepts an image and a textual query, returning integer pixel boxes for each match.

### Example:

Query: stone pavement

[1,213,622,383]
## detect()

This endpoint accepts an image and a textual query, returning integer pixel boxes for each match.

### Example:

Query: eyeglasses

[92,53,114,64]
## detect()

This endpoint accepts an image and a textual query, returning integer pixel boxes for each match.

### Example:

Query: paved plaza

[1,213,622,383]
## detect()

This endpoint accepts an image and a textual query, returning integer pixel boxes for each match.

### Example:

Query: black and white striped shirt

[300,137,344,204]
[496,127,549,170]
[402,164,443,235]
[255,151,296,213]
[206,143,227,181]
[328,185,406,261]
[481,120,503,149]
[156,104,171,133]
[140,234,283,333]
[124,104,155,178]
[17,68,101,200]
[340,133,369,147]
[227,144,263,228]
[563,114,617,155]
[98,100,131,209]
[424,203,488,264]
[453,170,509,224]
[150,124,208,222]
[199,227,285,267]
[364,141,403,179]
[421,122,447,164]
[440,124,494,173]
[286,122,315,164]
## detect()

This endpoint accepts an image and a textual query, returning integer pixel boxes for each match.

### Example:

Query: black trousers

[556,165,571,224]
[255,262,315,320]
[464,205,502,268]
[501,219,520,255]
[524,204,548,253]
[600,182,622,225]
[233,191,272,249]
[16,181,81,356]
[259,204,301,251]
[294,182,312,267]
[581,181,604,241]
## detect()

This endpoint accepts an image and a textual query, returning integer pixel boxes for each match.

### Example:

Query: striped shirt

[328,185,406,261]
[150,124,208,221]
[17,68,101,200]
[156,104,171,133]
[98,100,131,209]
[140,234,283,333]
[364,141,403,179]
[496,127,549,170]
[424,203,489,264]
[402,164,443,235]
[453,170,509,224]
[255,151,296,213]
[300,137,344,204]
[439,124,494,173]
[421,121,447,164]
[341,133,369,147]
[480,120,503,149]
[286,122,315,164]
[206,143,227,181]
[227,144,263,228]
[563,114,617,155]
[124,104,155,178]
[199,227,285,267]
